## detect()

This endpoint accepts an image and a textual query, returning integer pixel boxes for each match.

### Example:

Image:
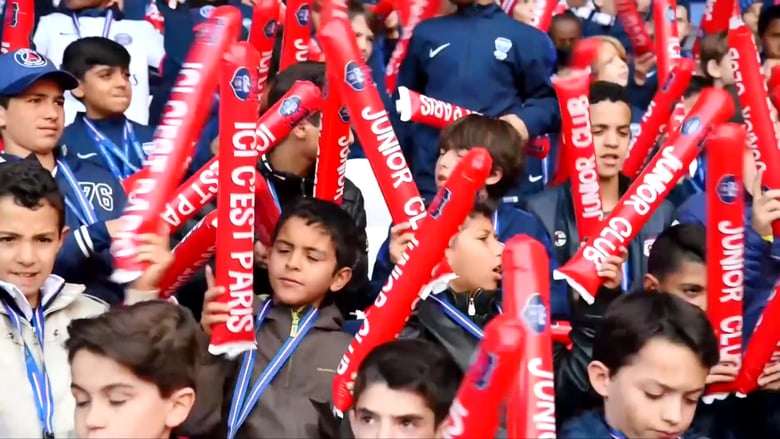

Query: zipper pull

[468,296,476,316]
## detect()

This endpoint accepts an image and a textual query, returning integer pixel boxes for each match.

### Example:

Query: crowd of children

[1,0,780,438]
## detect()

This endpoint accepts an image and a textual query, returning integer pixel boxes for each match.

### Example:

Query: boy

[759,5,780,60]
[701,31,735,89]
[560,291,719,438]
[60,37,155,178]
[0,160,168,437]
[348,339,463,439]
[372,114,569,318]
[525,81,675,293]
[185,197,364,438]
[0,49,129,303]
[67,300,200,438]
[643,224,707,310]
[548,11,584,71]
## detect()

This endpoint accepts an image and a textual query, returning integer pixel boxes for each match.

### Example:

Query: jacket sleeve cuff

[72,221,111,258]
[124,288,161,305]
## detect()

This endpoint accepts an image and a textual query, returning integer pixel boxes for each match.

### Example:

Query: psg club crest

[665,5,675,23]
[9,2,19,27]
[662,71,675,92]
[522,293,548,335]
[717,175,740,204]
[199,5,215,18]
[681,116,701,136]
[263,20,277,38]
[230,67,252,101]
[428,188,452,220]
[279,96,303,117]
[113,33,133,46]
[473,352,498,390]
[338,106,350,123]
[493,37,512,61]
[13,49,46,68]
[295,4,310,26]
[344,61,366,91]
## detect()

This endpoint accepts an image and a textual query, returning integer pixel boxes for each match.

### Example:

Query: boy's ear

[329,266,352,293]
[164,387,196,429]
[56,225,70,253]
[587,360,611,398]
[71,81,85,100]
[0,103,7,129]
[291,123,309,141]
[643,273,660,292]
[706,59,723,80]
[485,168,503,186]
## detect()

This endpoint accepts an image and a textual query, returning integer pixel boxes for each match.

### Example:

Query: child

[701,31,735,89]
[372,114,569,319]
[548,11,584,71]
[184,197,364,438]
[643,224,707,311]
[67,300,201,439]
[347,339,463,439]
[526,81,675,294]
[759,5,780,60]
[60,37,155,178]
[0,49,138,304]
[560,291,719,438]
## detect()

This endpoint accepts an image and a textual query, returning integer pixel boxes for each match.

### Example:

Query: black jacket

[523,175,676,295]
[256,155,371,315]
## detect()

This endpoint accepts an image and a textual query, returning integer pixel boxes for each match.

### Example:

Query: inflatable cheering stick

[318,17,427,230]
[570,37,602,71]
[111,6,241,283]
[623,57,695,178]
[729,18,780,238]
[248,0,279,97]
[1,0,34,53]
[703,123,746,401]
[555,88,735,303]
[331,148,493,416]
[314,80,351,204]
[385,0,441,93]
[440,315,525,439]
[396,86,480,129]
[159,210,219,298]
[553,69,602,241]
[737,280,780,394]
[528,0,557,32]
[502,235,556,438]
[279,0,311,71]
[209,42,260,359]
[616,0,653,56]
[653,0,685,135]
[769,65,780,111]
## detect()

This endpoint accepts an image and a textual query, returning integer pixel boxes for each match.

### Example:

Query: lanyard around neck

[82,118,142,180]
[70,9,114,38]
[57,159,98,226]
[429,294,485,339]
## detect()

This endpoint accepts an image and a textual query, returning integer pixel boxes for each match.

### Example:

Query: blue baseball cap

[0,49,78,96]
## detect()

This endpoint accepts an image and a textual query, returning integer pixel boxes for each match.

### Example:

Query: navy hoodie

[396,3,559,199]
[370,203,571,319]
[560,410,703,439]
[0,152,126,303]
[61,112,155,175]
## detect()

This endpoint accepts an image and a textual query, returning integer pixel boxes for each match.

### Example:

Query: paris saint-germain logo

[230,67,251,101]
[338,106,350,123]
[428,189,452,220]
[344,61,366,91]
[296,4,310,26]
[279,96,302,117]
[716,175,739,204]
[473,352,498,390]
[264,20,277,38]
[9,2,19,27]
[522,293,548,334]
[13,49,46,68]
[681,116,701,136]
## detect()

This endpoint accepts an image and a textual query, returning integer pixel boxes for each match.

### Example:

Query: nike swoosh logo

[529,175,543,183]
[76,152,97,159]
[429,43,450,58]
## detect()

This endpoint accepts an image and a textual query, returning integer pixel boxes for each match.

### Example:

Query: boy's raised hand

[200,266,230,335]
[596,245,628,289]
[758,360,780,390]
[706,353,741,385]
[751,169,780,237]
[389,222,415,264]
[130,231,174,292]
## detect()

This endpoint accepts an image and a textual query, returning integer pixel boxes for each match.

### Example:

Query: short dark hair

[66,301,202,397]
[266,61,325,125]
[592,291,719,375]
[61,37,131,80]
[684,75,713,99]
[700,31,728,82]
[549,10,581,29]
[353,339,463,425]
[759,5,780,38]
[469,198,497,221]
[0,95,9,109]
[647,223,705,281]
[438,114,525,200]
[589,80,631,107]
[0,160,65,230]
[272,197,364,274]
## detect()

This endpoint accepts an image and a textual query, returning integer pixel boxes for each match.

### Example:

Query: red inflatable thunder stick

[318,18,427,229]
[729,19,780,233]
[254,171,281,247]
[554,88,735,303]
[698,0,737,55]
[622,57,695,178]
[615,0,653,56]
[159,81,322,233]
[1,0,34,53]
[159,210,219,298]
[208,42,260,358]
[385,0,442,93]
[314,78,351,204]
[502,235,556,438]
[737,280,780,393]
[440,315,525,439]
[279,0,311,71]
[528,0,557,32]
[570,37,602,71]
[110,7,241,284]
[248,0,279,98]
[703,123,746,401]
[653,0,686,135]
[770,66,780,111]
[553,70,602,242]
[331,148,493,416]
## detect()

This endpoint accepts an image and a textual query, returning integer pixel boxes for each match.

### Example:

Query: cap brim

[2,70,79,96]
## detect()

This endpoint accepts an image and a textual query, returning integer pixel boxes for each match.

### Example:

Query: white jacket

[0,276,108,438]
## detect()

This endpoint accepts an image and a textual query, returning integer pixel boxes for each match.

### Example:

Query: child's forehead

[278,217,335,245]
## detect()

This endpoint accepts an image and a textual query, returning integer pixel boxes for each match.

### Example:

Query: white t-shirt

[33,12,165,125]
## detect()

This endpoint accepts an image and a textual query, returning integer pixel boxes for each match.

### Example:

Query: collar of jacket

[0,275,73,320]
[456,2,502,17]
[58,5,125,19]
[258,154,313,193]
[263,300,345,332]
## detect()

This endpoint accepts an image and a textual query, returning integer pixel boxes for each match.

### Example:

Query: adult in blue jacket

[396,0,560,200]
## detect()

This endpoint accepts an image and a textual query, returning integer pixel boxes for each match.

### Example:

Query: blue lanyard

[1,300,55,438]
[57,159,98,226]
[621,260,630,292]
[608,427,627,439]
[83,118,142,180]
[429,294,485,339]
[493,210,499,237]
[227,301,318,439]
[266,177,281,210]
[690,155,705,193]
[70,10,113,38]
